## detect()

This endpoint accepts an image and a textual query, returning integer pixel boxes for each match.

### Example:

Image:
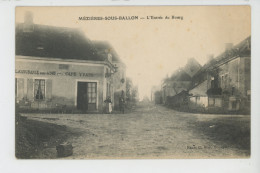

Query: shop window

[34,79,45,100]
[88,83,97,103]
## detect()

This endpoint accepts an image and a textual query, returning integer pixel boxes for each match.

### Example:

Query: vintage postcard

[15,6,251,159]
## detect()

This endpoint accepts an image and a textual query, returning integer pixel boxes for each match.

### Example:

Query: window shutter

[17,78,24,99]
[27,79,34,101]
[46,79,52,100]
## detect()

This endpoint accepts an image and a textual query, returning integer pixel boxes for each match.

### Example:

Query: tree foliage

[126,77,139,103]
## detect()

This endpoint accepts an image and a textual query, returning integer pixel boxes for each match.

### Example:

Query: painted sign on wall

[15,69,100,77]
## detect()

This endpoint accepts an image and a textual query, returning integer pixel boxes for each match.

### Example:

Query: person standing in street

[119,90,125,114]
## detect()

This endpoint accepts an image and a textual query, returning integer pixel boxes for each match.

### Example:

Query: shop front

[15,56,114,113]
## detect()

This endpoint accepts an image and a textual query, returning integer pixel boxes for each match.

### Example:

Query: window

[88,83,97,103]
[224,74,228,88]
[215,98,222,107]
[209,98,215,106]
[34,79,45,100]
[196,96,200,103]
[221,76,224,88]
[231,87,235,95]
[232,101,237,109]
[59,64,69,70]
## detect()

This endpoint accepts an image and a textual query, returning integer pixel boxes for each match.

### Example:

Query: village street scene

[15,6,251,159]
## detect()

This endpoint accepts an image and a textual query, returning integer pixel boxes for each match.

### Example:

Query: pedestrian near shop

[119,90,125,114]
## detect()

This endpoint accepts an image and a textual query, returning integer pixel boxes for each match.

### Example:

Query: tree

[126,77,139,106]
[131,86,139,103]
[126,77,133,102]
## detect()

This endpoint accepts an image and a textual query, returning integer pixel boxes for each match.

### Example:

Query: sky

[16,6,251,100]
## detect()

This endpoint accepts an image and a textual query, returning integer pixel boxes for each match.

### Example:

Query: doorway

[77,82,97,111]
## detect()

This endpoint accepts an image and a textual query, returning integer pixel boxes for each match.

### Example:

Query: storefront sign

[15,69,99,77]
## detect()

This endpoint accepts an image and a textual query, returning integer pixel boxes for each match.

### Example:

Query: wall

[206,56,250,113]
[189,80,208,107]
[162,80,191,105]
[15,56,110,112]
[217,57,250,98]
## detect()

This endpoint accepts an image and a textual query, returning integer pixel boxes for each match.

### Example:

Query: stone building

[206,37,251,113]
[188,55,216,109]
[189,36,251,113]
[161,58,201,105]
[15,13,126,113]
[93,41,126,110]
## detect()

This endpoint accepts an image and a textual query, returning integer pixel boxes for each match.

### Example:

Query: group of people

[104,90,125,114]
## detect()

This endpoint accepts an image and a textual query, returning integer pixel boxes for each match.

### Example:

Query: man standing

[119,90,125,114]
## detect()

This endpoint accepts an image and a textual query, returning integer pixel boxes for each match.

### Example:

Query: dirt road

[21,103,250,159]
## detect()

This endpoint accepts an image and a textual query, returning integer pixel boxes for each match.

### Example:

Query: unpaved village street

[20,104,250,159]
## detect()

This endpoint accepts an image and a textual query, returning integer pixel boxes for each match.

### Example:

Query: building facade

[161,58,201,105]
[93,41,127,110]
[189,36,251,114]
[189,80,208,108]
[15,56,116,112]
[15,13,126,113]
[206,38,251,113]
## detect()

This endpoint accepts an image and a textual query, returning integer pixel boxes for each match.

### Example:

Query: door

[77,82,97,111]
[77,82,88,110]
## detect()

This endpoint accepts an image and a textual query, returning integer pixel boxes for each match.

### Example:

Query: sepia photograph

[15,6,251,159]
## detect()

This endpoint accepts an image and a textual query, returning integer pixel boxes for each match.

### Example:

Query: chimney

[23,11,34,32]
[225,43,233,51]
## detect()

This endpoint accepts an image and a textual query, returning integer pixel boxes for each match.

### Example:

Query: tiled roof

[193,36,251,77]
[16,23,104,61]
[170,69,192,81]
[184,58,202,78]
[208,36,251,69]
